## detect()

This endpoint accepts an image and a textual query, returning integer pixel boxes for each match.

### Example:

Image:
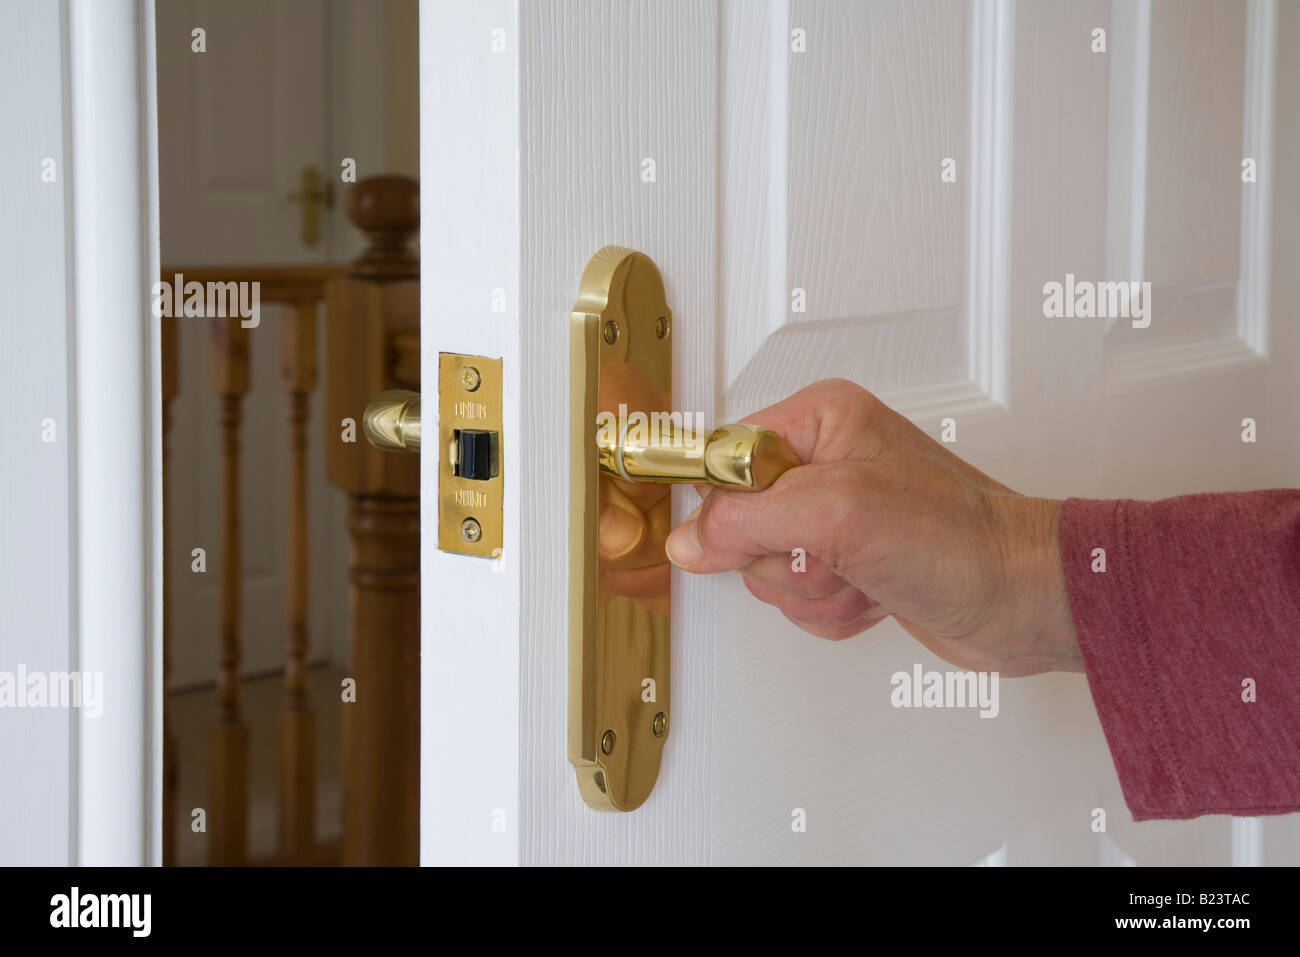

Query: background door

[421,0,1300,865]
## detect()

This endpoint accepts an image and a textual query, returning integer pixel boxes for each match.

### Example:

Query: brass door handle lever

[597,422,799,491]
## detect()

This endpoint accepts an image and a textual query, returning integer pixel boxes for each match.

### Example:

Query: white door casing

[0,0,395,866]
[421,0,1300,865]
[0,0,161,866]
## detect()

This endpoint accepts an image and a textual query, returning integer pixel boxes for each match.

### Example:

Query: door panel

[788,2,968,323]
[716,0,1108,865]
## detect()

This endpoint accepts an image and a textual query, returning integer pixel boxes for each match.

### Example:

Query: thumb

[665,462,861,574]
[598,479,647,560]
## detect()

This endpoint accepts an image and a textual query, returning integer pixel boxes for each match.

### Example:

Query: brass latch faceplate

[439,352,503,558]
[361,354,505,559]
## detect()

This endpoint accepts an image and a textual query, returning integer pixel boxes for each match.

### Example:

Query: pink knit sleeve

[1060,491,1300,820]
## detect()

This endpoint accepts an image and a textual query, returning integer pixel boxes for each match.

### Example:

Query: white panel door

[420,0,1300,865]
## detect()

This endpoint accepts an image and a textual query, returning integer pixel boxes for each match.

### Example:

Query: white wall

[0,0,75,866]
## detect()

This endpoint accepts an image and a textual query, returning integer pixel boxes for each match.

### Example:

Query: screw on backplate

[652,712,667,737]
[461,366,481,391]
[602,320,619,345]
[601,730,616,755]
[461,517,482,543]
[655,316,669,339]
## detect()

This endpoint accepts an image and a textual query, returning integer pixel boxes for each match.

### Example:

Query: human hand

[662,379,1080,676]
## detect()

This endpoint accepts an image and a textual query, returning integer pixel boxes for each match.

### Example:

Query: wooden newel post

[326,176,421,865]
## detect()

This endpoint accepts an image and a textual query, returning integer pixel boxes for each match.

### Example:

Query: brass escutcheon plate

[568,247,672,811]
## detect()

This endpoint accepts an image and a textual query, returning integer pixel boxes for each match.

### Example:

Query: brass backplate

[569,247,672,811]
[438,352,503,558]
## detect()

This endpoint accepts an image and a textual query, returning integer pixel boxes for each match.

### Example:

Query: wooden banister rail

[159,266,346,303]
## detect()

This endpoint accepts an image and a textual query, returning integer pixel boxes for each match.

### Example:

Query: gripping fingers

[742,574,875,630]
[780,607,893,641]
[740,552,850,599]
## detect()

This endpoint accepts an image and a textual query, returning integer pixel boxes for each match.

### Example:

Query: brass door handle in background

[363,389,421,452]
[597,421,798,490]
[288,164,335,247]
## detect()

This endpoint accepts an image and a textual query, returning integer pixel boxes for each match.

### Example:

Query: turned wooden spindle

[209,319,250,866]
[278,301,318,857]
[326,174,421,865]
[161,315,178,868]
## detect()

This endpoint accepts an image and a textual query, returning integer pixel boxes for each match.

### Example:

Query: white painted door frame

[66,0,160,866]
[0,0,160,867]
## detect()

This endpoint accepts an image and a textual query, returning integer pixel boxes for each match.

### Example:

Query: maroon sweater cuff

[1060,491,1300,820]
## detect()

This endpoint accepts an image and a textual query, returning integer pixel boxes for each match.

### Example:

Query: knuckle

[817,377,881,414]
[808,381,889,460]
[814,377,867,401]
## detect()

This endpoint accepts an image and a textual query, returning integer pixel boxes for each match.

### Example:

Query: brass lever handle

[363,389,421,452]
[597,421,799,491]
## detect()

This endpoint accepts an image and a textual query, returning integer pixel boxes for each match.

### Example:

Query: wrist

[1021,496,1081,672]
[991,494,1082,674]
